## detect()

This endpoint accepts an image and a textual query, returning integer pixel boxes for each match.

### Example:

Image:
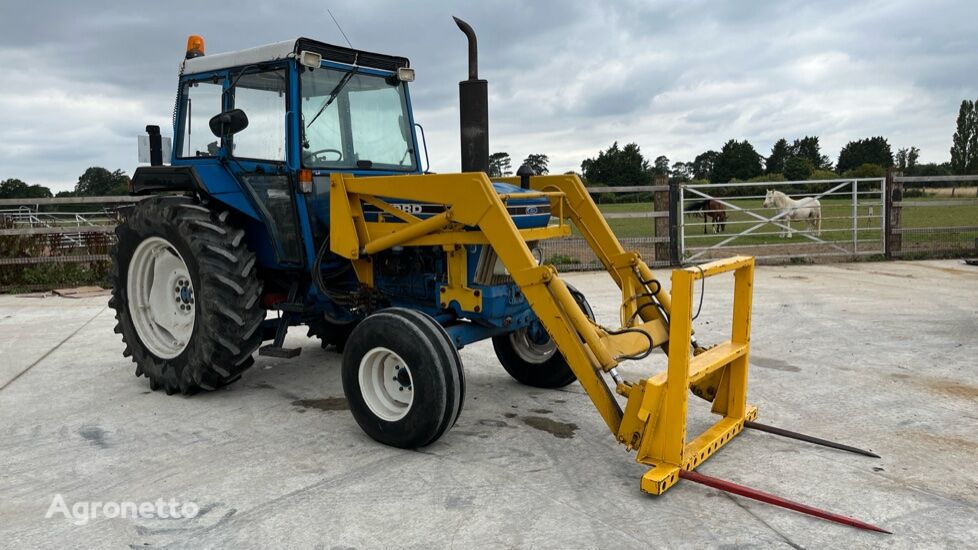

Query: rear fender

[131,164,261,221]
[130,163,285,268]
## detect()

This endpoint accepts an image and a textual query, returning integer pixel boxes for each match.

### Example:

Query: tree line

[5,99,978,199]
[576,130,959,192]
[0,167,130,199]
[491,97,978,200]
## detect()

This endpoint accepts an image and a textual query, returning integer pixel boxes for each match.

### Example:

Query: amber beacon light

[185,35,205,59]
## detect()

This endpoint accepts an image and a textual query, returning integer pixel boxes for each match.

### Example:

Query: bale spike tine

[744,421,881,458]
[678,469,891,534]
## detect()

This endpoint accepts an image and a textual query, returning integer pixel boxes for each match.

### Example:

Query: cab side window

[179,79,223,158]
[231,69,287,162]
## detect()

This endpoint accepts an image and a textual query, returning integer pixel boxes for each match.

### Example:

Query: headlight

[531,244,543,265]
[491,242,541,276]
[298,50,322,69]
[492,255,508,276]
[397,67,415,82]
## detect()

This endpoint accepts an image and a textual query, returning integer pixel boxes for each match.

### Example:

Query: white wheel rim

[126,236,195,359]
[509,327,556,364]
[358,347,414,422]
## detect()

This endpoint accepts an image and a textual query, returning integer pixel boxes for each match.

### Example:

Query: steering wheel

[303,148,343,164]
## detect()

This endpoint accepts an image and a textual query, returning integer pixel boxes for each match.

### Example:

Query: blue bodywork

[169,52,549,348]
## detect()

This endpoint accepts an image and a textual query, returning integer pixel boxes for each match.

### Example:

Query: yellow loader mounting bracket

[328,170,888,533]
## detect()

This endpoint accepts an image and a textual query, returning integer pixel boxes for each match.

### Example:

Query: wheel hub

[358,347,414,421]
[126,236,196,359]
[395,367,411,388]
[509,322,557,364]
[178,282,194,305]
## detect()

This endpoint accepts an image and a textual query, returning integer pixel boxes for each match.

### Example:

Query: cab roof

[181,37,410,75]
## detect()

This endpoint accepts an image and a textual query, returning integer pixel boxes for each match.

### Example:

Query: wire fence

[891,174,978,258]
[0,196,140,291]
[538,185,669,270]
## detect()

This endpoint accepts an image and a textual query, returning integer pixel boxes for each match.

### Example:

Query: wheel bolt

[175,287,180,293]
[398,387,403,391]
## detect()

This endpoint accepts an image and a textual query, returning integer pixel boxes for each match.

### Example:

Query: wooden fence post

[653,175,670,264]
[667,177,681,266]
[884,169,903,259]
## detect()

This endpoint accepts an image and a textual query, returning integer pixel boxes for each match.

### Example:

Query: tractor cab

[145,35,550,273]
[174,36,420,173]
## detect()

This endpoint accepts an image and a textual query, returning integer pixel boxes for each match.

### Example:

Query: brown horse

[687,199,727,234]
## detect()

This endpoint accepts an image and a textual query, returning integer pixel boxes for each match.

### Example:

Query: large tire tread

[342,308,463,448]
[109,195,264,395]
[382,308,465,435]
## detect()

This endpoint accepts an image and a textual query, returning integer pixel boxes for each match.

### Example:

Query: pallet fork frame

[329,170,756,493]
[623,256,757,494]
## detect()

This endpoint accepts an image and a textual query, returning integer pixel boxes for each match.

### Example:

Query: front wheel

[492,285,594,389]
[342,308,464,448]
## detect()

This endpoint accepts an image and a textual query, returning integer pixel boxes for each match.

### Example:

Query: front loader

[110,19,888,533]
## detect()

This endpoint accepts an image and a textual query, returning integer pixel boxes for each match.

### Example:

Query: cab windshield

[300,67,416,171]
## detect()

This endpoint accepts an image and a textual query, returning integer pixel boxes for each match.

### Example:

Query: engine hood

[359,180,552,229]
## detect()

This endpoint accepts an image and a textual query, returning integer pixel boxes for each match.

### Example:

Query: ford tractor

[108,19,889,531]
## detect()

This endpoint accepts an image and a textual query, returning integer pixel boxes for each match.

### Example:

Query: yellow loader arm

[329,170,755,494]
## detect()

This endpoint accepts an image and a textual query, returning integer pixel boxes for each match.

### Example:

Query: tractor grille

[473,246,512,286]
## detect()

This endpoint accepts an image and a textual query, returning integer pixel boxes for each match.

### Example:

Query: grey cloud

[1,0,977,190]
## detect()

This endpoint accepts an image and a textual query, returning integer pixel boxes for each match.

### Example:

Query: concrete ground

[0,259,976,548]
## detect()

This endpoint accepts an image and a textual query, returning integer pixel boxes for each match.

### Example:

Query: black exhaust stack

[146,125,163,166]
[454,16,489,174]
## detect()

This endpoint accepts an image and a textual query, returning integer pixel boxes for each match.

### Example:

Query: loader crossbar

[328,171,755,492]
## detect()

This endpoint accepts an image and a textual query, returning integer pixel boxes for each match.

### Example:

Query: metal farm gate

[679,178,887,263]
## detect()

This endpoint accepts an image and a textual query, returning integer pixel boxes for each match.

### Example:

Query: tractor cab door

[223,67,306,267]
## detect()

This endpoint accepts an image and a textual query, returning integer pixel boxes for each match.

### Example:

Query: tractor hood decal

[359,180,552,229]
[361,202,551,218]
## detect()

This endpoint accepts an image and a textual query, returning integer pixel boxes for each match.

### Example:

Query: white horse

[763,190,822,238]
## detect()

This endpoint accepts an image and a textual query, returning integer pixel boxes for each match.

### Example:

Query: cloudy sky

[1,0,976,192]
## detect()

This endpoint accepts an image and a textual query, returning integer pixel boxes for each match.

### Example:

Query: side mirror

[209,109,249,138]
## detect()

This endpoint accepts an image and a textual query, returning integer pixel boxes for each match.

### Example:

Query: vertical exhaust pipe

[453,16,489,174]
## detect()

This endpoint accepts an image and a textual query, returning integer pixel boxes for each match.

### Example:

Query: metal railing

[537,184,670,270]
[678,178,886,263]
[0,197,140,284]
[889,174,978,258]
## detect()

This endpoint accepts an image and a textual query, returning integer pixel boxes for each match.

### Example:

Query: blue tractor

[110,19,593,447]
[107,20,893,526]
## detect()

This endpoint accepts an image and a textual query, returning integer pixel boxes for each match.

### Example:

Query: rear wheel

[492,285,594,389]
[109,196,263,395]
[342,308,463,448]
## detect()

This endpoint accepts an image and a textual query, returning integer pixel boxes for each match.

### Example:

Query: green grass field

[587,197,977,249]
